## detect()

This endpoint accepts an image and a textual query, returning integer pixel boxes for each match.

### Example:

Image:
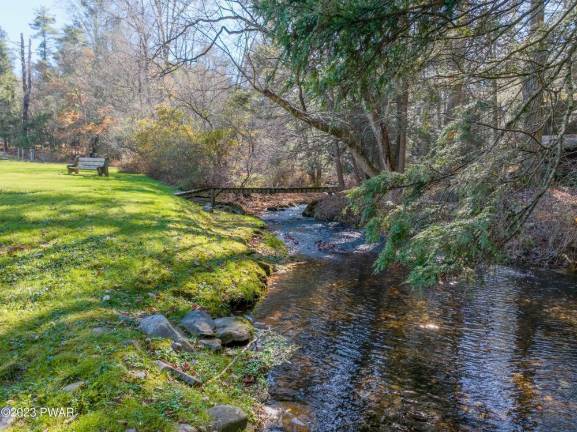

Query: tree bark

[20,34,30,142]
[396,80,409,173]
[350,153,365,184]
[445,33,467,125]
[333,141,345,188]
[522,0,546,148]
[365,107,393,171]
[490,42,500,144]
[446,81,464,123]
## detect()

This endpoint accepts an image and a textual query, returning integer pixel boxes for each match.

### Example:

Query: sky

[0,0,68,58]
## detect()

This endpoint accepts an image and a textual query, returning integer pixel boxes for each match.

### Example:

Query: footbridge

[175,186,341,207]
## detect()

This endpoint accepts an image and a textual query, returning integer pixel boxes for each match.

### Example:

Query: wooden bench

[67,157,109,176]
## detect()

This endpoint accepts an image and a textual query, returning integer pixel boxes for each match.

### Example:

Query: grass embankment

[0,161,285,431]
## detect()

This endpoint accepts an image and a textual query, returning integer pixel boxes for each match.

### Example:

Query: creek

[255,205,577,432]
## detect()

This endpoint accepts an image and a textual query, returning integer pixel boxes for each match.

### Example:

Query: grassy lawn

[0,161,285,431]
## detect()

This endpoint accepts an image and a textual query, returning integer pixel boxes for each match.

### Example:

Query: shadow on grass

[0,181,268,384]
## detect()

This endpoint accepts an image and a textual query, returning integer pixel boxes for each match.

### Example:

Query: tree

[250,0,455,175]
[0,27,18,151]
[19,33,32,155]
[30,6,57,62]
[345,0,577,286]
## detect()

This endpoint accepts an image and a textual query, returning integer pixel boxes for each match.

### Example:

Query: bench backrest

[77,157,107,169]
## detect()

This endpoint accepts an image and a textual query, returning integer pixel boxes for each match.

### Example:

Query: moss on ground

[0,161,286,431]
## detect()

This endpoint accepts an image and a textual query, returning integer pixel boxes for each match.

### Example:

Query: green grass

[0,161,285,431]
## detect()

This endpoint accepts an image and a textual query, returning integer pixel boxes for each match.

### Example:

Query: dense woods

[1,0,576,283]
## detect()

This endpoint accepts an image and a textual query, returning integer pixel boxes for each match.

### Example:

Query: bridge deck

[175,186,340,197]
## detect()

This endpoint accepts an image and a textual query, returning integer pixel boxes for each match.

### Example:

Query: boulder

[138,314,184,341]
[172,341,195,353]
[128,370,147,380]
[92,327,108,336]
[139,314,195,351]
[214,317,253,346]
[283,416,309,432]
[199,338,222,351]
[301,200,318,217]
[62,381,85,392]
[181,310,216,337]
[208,405,248,432]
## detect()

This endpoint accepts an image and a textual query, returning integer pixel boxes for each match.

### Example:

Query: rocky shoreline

[135,311,256,431]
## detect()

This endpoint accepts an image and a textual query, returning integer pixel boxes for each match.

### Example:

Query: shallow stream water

[256,206,577,432]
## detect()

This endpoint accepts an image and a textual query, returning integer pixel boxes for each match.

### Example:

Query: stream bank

[302,188,577,271]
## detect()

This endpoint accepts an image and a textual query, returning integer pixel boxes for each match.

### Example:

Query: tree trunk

[90,135,99,156]
[333,141,345,188]
[491,76,500,144]
[350,153,365,184]
[445,34,467,125]
[362,92,396,171]
[522,0,545,148]
[396,80,409,173]
[490,42,500,144]
[366,108,390,170]
[20,34,30,139]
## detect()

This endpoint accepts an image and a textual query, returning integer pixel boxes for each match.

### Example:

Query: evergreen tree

[30,6,57,62]
[0,27,18,151]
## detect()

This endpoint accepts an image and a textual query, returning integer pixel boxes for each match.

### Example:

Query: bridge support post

[209,189,215,212]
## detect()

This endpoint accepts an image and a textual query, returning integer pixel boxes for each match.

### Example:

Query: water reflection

[256,208,577,432]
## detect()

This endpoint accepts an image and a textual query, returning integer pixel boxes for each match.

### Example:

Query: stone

[214,317,253,346]
[199,338,222,351]
[155,360,202,386]
[172,341,195,353]
[208,405,248,432]
[139,315,196,352]
[265,402,311,432]
[138,314,184,342]
[62,381,85,392]
[268,384,300,402]
[283,416,309,432]
[102,295,111,301]
[92,327,108,336]
[128,370,147,380]
[178,425,198,432]
[181,310,216,337]
[301,200,318,217]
